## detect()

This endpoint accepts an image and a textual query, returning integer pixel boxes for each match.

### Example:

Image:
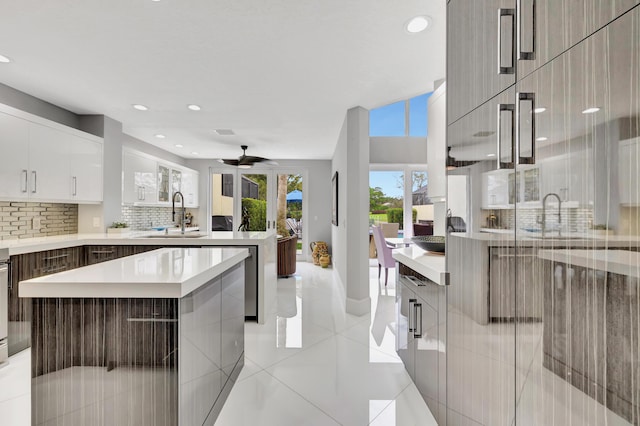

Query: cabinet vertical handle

[517,0,536,60]
[497,103,516,169]
[31,171,37,193]
[21,170,28,193]
[517,92,536,165]
[413,303,423,338]
[497,8,516,75]
[72,176,77,196]
[408,298,417,332]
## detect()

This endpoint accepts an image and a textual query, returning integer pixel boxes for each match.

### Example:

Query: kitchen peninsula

[20,246,248,426]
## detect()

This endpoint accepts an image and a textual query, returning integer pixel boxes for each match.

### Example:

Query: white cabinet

[0,112,29,200]
[28,124,71,201]
[482,170,511,208]
[538,151,591,207]
[122,151,158,205]
[69,136,103,203]
[0,110,103,203]
[122,150,199,207]
[181,169,199,208]
[619,137,640,205]
[427,84,446,199]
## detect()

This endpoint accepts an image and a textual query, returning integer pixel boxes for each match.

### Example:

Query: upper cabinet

[517,0,640,79]
[122,149,199,208]
[427,84,447,199]
[447,0,517,124]
[0,109,103,204]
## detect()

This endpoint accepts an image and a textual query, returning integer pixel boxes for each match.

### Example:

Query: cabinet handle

[497,103,516,169]
[413,303,423,338]
[408,298,417,332]
[21,170,28,193]
[72,176,77,196]
[142,186,145,200]
[42,253,69,262]
[31,171,37,193]
[517,0,535,60]
[517,92,536,165]
[91,250,114,255]
[497,8,516,75]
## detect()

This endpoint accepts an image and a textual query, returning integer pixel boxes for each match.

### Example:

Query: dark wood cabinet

[8,246,82,355]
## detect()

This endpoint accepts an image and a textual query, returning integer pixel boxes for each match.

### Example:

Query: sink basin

[138,233,206,238]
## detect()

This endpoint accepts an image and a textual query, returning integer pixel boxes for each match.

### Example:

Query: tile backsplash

[120,205,197,231]
[0,202,78,240]
[483,207,594,233]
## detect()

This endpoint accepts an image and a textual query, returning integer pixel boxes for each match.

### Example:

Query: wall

[0,82,79,129]
[211,174,234,216]
[331,107,371,316]
[0,202,77,240]
[369,136,427,164]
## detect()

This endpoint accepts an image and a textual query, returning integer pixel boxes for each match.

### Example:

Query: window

[221,174,233,197]
[369,92,433,137]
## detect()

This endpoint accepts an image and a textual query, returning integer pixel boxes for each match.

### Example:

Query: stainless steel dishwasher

[0,248,9,367]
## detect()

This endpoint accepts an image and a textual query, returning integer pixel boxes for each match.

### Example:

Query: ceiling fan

[217,145,278,169]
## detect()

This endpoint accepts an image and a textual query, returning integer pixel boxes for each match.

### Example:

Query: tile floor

[0,261,437,425]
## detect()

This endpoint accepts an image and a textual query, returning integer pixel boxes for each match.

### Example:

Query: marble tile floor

[0,261,437,426]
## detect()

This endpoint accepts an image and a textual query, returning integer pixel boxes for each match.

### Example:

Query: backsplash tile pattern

[0,202,78,240]
[484,208,594,233]
[120,206,197,231]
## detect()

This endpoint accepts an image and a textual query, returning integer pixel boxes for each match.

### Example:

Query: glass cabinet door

[158,165,170,203]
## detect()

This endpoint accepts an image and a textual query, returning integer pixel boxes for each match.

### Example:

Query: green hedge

[386,208,417,230]
[241,198,267,231]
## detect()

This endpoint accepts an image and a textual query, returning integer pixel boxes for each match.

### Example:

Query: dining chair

[371,225,396,286]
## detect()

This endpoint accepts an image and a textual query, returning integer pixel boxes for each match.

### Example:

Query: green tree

[287,174,303,193]
[369,186,386,211]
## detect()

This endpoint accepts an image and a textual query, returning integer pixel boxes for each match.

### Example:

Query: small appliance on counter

[0,248,9,367]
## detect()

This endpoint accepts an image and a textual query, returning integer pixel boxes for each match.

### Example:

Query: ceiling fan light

[238,164,252,169]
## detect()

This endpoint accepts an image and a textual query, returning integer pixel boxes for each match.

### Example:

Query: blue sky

[370,171,404,198]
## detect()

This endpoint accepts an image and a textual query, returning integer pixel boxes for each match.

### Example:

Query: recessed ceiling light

[187,104,201,111]
[582,107,600,114]
[534,107,546,114]
[0,54,11,63]
[536,136,548,141]
[175,144,184,148]
[154,134,165,139]
[191,151,199,155]
[213,129,235,136]
[133,104,149,111]
[406,16,431,33]
[487,153,496,157]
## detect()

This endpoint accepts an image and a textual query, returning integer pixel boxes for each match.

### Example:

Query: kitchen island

[3,231,276,356]
[19,246,248,426]
[537,249,639,424]
[448,232,640,325]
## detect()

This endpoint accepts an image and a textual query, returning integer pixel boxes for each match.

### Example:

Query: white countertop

[449,232,640,247]
[392,247,447,285]
[0,231,276,255]
[19,247,249,298]
[537,249,640,278]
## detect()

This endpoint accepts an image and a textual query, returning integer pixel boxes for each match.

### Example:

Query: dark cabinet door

[8,246,82,355]
[518,0,640,79]
[448,0,517,124]
[84,245,135,265]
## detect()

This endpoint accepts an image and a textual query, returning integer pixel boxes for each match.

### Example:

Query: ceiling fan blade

[217,158,240,166]
[242,155,278,165]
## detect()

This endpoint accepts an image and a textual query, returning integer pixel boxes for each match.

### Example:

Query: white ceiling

[0,0,445,160]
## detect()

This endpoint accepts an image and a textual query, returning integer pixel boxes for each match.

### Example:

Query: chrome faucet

[172,191,185,235]
[538,193,562,238]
